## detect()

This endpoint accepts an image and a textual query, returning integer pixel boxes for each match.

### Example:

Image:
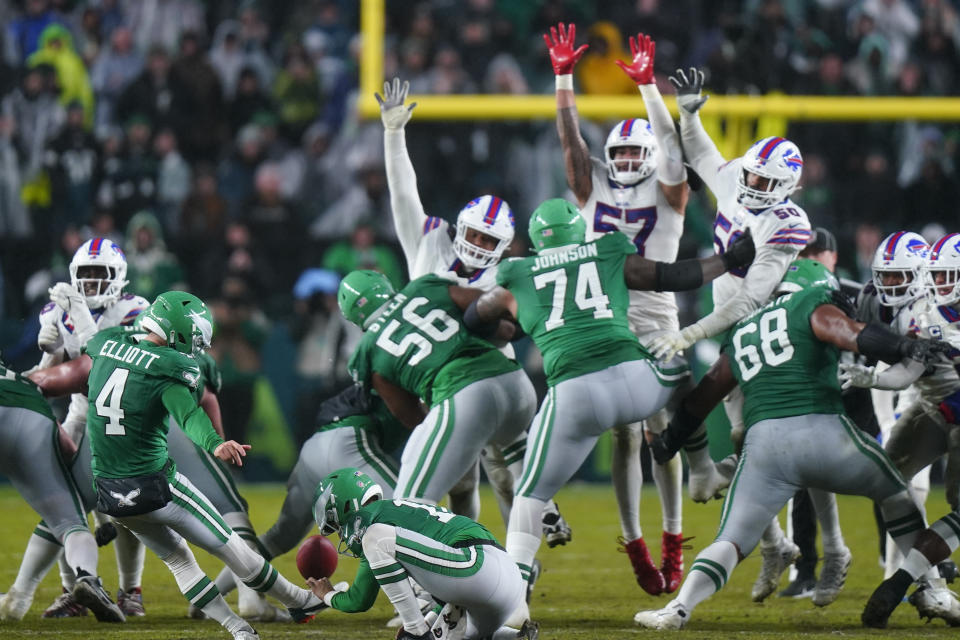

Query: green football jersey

[496,232,650,385]
[723,287,845,429]
[192,351,222,402]
[85,326,204,479]
[348,274,519,407]
[0,362,55,421]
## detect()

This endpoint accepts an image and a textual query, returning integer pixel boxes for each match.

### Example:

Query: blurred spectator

[847,32,892,95]
[856,0,920,78]
[5,0,61,64]
[178,163,226,249]
[83,209,123,247]
[209,21,245,100]
[853,222,883,283]
[90,26,142,132]
[125,0,205,55]
[44,100,99,229]
[322,223,404,288]
[0,111,30,237]
[272,46,320,143]
[309,158,394,241]
[124,210,186,301]
[95,0,125,43]
[424,44,476,95]
[153,127,191,232]
[116,46,186,137]
[27,23,94,128]
[244,162,303,287]
[297,121,336,218]
[576,22,636,95]
[73,6,103,65]
[2,65,64,179]
[196,220,277,302]
[170,30,223,161]
[96,113,157,227]
[218,123,265,218]
[228,66,275,137]
[841,150,903,236]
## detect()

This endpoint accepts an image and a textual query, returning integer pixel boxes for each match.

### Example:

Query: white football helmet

[69,237,129,308]
[604,118,658,185]
[453,195,515,270]
[925,233,960,306]
[736,136,803,209]
[871,231,929,307]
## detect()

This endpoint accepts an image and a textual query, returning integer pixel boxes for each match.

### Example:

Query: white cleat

[751,539,800,603]
[0,588,33,621]
[909,578,960,626]
[504,599,531,630]
[688,457,735,503]
[233,627,260,640]
[633,599,689,629]
[813,547,852,607]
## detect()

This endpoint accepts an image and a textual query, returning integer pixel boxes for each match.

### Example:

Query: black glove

[315,384,372,426]
[902,337,953,366]
[669,67,708,114]
[721,229,755,271]
[830,289,856,318]
[94,522,117,547]
[649,432,676,465]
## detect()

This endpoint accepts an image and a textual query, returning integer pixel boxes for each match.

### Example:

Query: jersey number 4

[533,261,612,331]
[732,308,794,381]
[376,297,458,366]
[94,368,129,435]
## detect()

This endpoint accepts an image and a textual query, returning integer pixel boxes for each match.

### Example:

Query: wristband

[555,74,573,91]
[323,590,336,608]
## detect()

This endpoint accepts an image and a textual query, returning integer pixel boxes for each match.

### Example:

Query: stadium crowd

[0,0,958,443]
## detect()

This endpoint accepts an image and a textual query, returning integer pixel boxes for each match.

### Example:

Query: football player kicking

[13,238,150,619]
[649,67,814,600]
[0,360,122,622]
[337,269,536,510]
[635,259,952,629]
[377,76,571,545]
[465,198,755,625]
[544,23,702,594]
[26,292,327,640]
[308,467,538,640]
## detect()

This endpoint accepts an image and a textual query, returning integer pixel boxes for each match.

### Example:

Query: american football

[296,534,338,580]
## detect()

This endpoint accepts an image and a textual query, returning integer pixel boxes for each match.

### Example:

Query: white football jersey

[709,158,812,304]
[581,158,683,335]
[910,299,960,403]
[410,217,500,291]
[39,292,150,427]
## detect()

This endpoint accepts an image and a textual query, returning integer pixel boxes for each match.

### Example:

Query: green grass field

[0,482,956,639]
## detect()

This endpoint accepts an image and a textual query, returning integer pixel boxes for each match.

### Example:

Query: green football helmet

[337,270,396,328]
[139,291,214,355]
[777,258,839,294]
[312,467,383,554]
[527,198,586,253]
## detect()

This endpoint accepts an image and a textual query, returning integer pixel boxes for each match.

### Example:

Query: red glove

[543,23,588,76]
[615,33,656,85]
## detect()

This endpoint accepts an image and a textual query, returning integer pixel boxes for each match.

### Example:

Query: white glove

[48,282,98,346]
[37,322,61,353]
[838,362,879,390]
[375,77,417,130]
[649,324,706,362]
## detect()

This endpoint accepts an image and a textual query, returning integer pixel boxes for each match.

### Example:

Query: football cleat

[395,630,432,640]
[0,587,33,621]
[751,539,800,603]
[233,627,260,640]
[619,536,666,595]
[940,560,960,584]
[812,547,852,607]
[526,558,541,604]
[908,578,960,626]
[72,570,125,622]
[633,599,689,629]
[861,569,913,628]
[542,501,573,548]
[778,576,816,599]
[661,532,691,594]
[42,588,88,618]
[117,587,145,617]
[287,593,327,624]
[688,457,734,503]
[517,619,540,639]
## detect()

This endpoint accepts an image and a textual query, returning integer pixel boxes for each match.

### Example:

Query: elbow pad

[463,299,500,339]
[856,323,909,365]
[654,260,704,292]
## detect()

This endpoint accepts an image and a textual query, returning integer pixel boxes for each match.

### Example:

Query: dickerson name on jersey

[97,339,161,369]
[531,243,599,272]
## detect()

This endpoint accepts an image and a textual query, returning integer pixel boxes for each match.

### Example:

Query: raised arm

[624,228,755,291]
[615,33,687,211]
[546,23,593,205]
[669,68,726,195]
[199,385,225,439]
[377,78,426,269]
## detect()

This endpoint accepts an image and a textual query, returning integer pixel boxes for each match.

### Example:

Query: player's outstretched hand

[214,440,252,466]
[722,229,755,271]
[307,577,334,599]
[669,67,708,114]
[838,362,878,390]
[37,322,60,353]
[48,282,87,315]
[649,325,705,362]
[615,32,656,85]
[544,23,588,76]
[902,337,953,366]
[375,77,416,131]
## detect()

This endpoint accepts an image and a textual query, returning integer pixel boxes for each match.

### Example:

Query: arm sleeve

[330,559,380,613]
[679,111,727,195]
[639,85,686,186]
[872,359,926,391]
[384,128,427,269]
[161,384,225,453]
[692,247,796,338]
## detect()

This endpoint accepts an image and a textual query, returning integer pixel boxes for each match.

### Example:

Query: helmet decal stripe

[931,233,959,258]
[482,197,503,225]
[883,231,906,261]
[89,237,103,256]
[619,118,635,137]
[757,137,785,159]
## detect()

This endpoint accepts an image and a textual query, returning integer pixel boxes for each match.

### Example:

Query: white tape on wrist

[555,74,573,91]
